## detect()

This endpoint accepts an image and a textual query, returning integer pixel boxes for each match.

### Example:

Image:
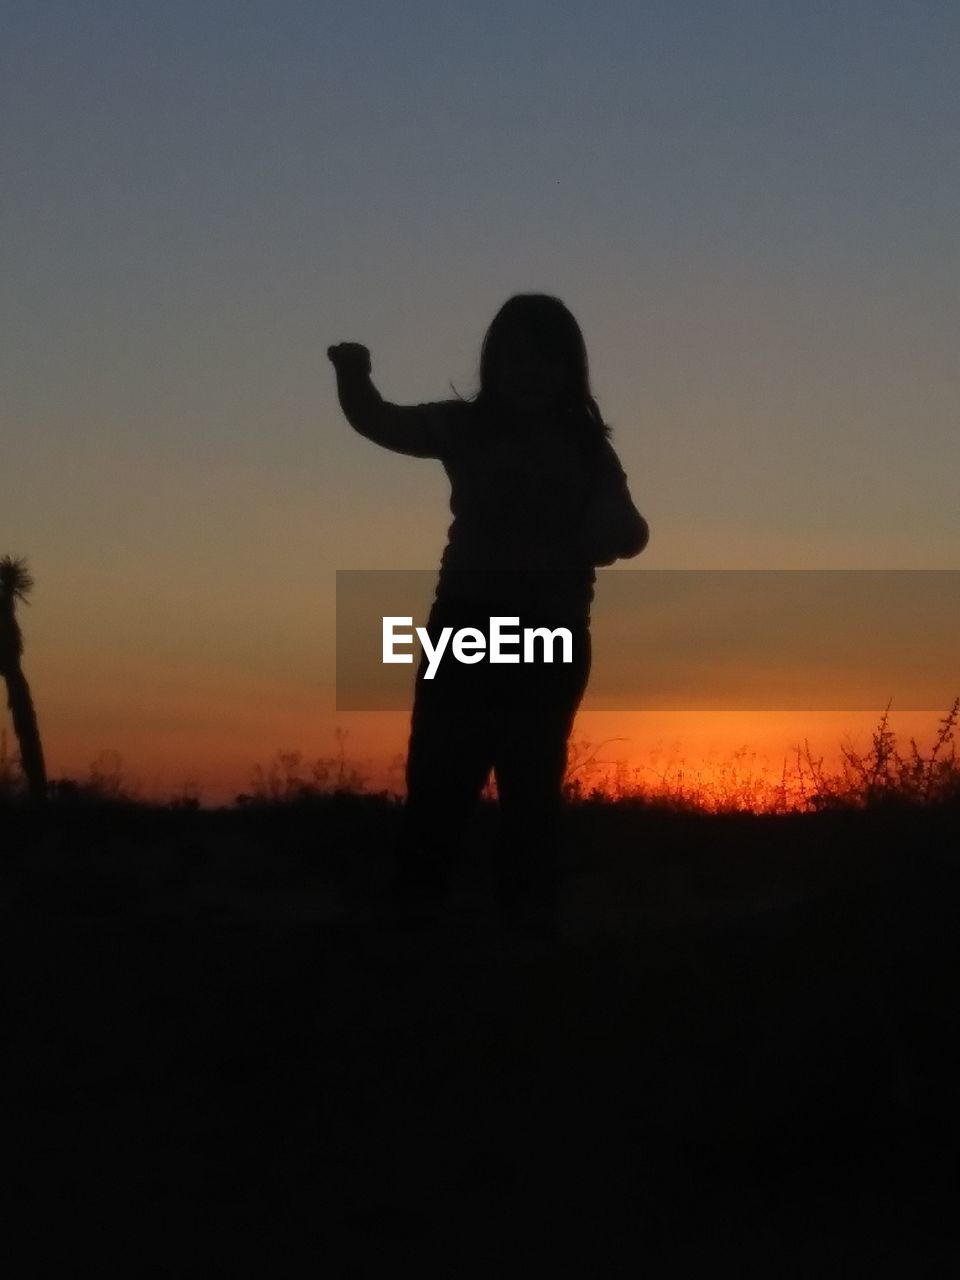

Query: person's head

[465,294,611,438]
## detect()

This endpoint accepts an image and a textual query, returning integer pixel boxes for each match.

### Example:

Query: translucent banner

[336,569,960,711]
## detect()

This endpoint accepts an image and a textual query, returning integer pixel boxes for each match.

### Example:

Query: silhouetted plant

[561,701,960,814]
[249,749,308,801]
[248,731,371,803]
[786,701,959,811]
[562,737,631,802]
[794,740,842,811]
[918,697,959,804]
[0,556,47,802]
[86,748,141,803]
[835,697,960,808]
[238,704,960,813]
[166,775,202,810]
[0,727,24,798]
[310,728,370,794]
[839,699,899,804]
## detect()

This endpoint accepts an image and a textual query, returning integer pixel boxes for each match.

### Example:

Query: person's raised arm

[327,342,441,459]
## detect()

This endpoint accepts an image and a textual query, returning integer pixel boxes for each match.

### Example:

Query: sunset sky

[3,1,958,804]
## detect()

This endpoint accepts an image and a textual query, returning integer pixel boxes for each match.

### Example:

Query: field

[3,788,960,1273]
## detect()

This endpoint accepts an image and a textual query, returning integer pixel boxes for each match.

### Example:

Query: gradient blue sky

[3,1,958,800]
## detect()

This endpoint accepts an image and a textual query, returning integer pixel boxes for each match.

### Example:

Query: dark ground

[2,793,959,1275]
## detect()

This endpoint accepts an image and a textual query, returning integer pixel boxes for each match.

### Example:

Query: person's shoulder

[411,397,477,456]
[425,396,475,420]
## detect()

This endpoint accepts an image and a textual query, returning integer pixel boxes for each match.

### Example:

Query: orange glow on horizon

[23,705,954,811]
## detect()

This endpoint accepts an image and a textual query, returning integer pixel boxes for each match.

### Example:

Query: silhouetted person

[329,293,648,933]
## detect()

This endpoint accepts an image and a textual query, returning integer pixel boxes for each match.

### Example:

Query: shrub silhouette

[555,702,960,813]
[236,702,960,816]
[244,730,371,804]
[795,697,960,811]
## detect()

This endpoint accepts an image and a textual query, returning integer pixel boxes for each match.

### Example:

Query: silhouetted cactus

[0,556,47,803]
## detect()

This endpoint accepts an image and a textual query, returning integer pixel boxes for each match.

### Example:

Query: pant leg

[395,605,500,900]
[491,622,591,912]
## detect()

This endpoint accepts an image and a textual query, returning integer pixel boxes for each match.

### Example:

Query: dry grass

[5,701,958,815]
[561,699,960,813]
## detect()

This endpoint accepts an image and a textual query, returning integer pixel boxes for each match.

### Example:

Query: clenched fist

[327,342,372,379]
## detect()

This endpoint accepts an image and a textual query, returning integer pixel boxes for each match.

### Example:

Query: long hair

[452,294,612,441]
